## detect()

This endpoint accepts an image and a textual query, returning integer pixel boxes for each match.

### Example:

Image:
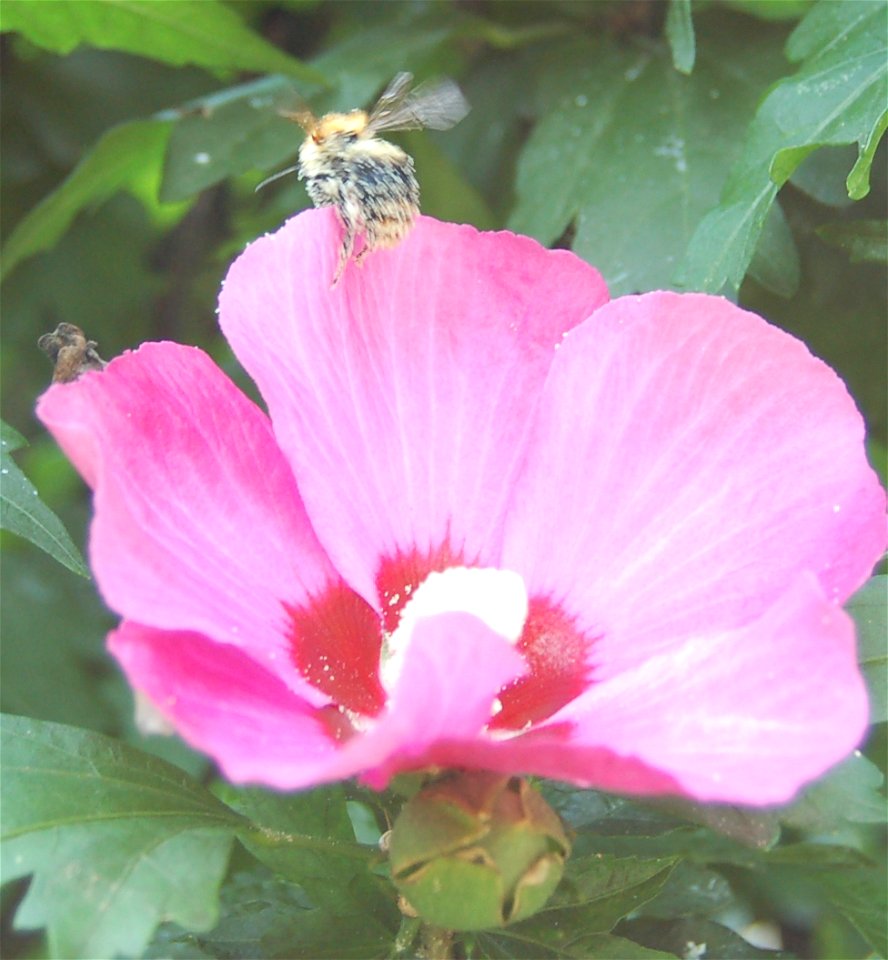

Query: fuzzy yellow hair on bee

[259,73,470,286]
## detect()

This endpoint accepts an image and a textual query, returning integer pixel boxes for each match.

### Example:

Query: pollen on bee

[312,111,369,142]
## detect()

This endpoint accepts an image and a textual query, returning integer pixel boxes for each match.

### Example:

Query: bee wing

[278,107,317,132]
[370,72,416,117]
[268,81,319,132]
[367,74,469,134]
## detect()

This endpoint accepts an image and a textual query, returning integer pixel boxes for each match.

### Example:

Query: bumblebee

[261,73,469,285]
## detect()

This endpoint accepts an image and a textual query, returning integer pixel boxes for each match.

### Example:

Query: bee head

[311,110,369,144]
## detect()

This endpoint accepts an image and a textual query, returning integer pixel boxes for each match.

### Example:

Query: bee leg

[354,231,374,267]
[332,225,354,287]
[332,194,361,287]
[354,217,389,267]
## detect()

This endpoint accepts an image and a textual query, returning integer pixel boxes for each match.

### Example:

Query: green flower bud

[388,771,571,931]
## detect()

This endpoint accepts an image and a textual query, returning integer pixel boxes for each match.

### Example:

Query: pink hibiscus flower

[38,211,885,805]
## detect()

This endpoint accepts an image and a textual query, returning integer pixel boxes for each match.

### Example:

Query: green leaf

[161,3,471,202]
[765,840,875,868]
[724,0,812,21]
[542,784,655,832]
[0,539,116,731]
[144,927,217,960]
[816,218,888,264]
[218,784,396,919]
[402,130,497,230]
[570,848,679,898]
[1,715,241,959]
[665,0,696,75]
[746,201,800,298]
[254,893,397,959]
[306,6,464,112]
[847,575,888,723]
[484,856,677,956]
[558,805,774,870]
[160,76,307,202]
[639,797,780,851]
[559,934,676,959]
[0,0,323,81]
[509,16,788,295]
[779,751,887,831]
[1,119,171,280]
[675,0,888,295]
[802,862,888,957]
[148,869,396,960]
[845,108,887,202]
[868,439,888,489]
[0,421,88,577]
[436,57,535,219]
[477,930,675,959]
[541,784,778,865]
[764,844,888,957]
[790,144,859,206]
[782,1,888,200]
[638,861,736,919]
[621,917,792,958]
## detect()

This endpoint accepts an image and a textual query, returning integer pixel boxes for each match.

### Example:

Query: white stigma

[380,566,528,692]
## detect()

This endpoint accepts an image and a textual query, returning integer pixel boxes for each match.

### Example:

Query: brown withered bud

[38,323,107,384]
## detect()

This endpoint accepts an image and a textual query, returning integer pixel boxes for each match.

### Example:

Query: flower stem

[420,924,454,960]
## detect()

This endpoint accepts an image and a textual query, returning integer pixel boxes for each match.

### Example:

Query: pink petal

[37,343,340,700]
[109,623,340,788]
[112,612,525,791]
[340,611,527,788]
[415,574,867,804]
[219,210,608,607]
[422,729,682,798]
[548,574,869,804]
[502,292,886,677]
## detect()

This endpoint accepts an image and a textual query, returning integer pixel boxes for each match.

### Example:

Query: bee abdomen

[346,154,419,249]
[352,156,418,203]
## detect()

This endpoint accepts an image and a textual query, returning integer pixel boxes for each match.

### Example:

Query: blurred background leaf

[509,11,792,297]
[620,917,793,958]
[675,0,887,295]
[847,575,888,724]
[665,0,695,75]
[0,419,87,575]
[816,218,887,264]
[1,119,172,279]
[0,0,324,80]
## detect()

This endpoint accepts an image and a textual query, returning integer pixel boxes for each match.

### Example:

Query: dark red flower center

[376,541,468,635]
[287,543,594,733]
[286,582,386,717]
[489,596,594,731]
